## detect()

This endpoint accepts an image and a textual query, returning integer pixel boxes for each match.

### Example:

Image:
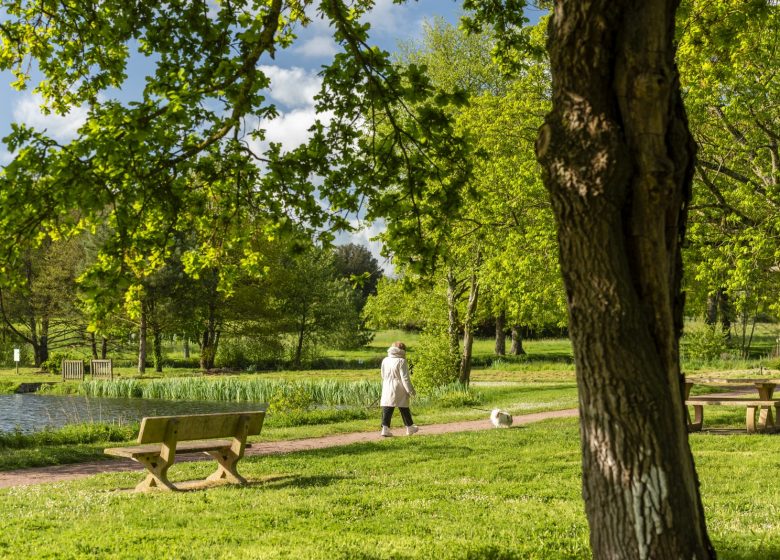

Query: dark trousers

[382,406,414,427]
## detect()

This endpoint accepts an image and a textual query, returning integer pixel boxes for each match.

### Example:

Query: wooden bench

[61,360,84,381]
[105,409,267,491]
[686,397,780,433]
[90,359,113,379]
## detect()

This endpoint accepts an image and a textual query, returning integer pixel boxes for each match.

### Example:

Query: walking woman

[380,341,418,436]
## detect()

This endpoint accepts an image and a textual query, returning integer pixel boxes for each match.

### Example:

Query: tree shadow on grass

[248,473,350,490]
[283,440,480,462]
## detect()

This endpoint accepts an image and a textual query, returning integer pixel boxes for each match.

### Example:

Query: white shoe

[380,426,393,437]
[406,425,419,436]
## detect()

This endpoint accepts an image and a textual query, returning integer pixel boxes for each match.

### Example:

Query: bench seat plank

[105,439,253,459]
[685,399,780,407]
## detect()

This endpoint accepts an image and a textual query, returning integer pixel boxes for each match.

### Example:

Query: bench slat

[137,410,266,443]
[686,399,780,407]
[105,439,254,459]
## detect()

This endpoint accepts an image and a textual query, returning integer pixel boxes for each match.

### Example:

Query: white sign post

[13,348,20,374]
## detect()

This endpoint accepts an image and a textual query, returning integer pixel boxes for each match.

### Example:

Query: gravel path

[0,408,578,489]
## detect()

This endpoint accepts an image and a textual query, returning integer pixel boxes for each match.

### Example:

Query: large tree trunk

[101,336,108,360]
[536,1,714,557]
[495,310,506,356]
[90,331,98,360]
[458,270,479,385]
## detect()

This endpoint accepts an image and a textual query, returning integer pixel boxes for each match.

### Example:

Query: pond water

[0,394,265,434]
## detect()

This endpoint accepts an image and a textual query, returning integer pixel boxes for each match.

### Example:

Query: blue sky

[0,1,544,269]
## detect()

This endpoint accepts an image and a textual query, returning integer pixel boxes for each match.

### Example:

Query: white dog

[490,408,513,428]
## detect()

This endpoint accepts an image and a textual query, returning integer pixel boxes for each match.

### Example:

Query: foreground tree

[511,1,715,556]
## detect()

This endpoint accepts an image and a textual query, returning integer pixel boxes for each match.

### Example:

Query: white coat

[380,346,416,407]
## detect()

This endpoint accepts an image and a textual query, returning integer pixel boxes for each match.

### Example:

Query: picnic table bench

[685,376,780,433]
[105,409,267,491]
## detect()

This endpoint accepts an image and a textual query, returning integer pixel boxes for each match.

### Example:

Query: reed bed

[78,377,382,406]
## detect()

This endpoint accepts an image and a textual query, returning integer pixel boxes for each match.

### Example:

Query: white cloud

[248,65,334,154]
[13,93,87,142]
[260,107,321,149]
[259,65,322,108]
[294,35,339,59]
[362,0,421,38]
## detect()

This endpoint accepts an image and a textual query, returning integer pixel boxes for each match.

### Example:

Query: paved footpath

[0,408,578,489]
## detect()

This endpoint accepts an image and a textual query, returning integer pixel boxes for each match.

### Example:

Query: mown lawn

[1,419,779,559]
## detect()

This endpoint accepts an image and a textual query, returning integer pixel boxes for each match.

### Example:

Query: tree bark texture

[536,1,714,558]
[495,310,506,356]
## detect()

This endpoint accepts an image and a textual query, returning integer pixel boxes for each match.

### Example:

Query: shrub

[683,326,731,362]
[268,384,317,413]
[215,336,285,370]
[411,329,459,392]
[41,351,85,373]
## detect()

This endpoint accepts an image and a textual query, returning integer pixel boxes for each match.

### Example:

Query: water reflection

[0,394,265,434]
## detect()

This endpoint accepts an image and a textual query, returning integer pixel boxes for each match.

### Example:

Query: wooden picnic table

[684,376,780,433]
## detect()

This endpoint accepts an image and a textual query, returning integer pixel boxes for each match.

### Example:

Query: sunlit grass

[1,420,779,559]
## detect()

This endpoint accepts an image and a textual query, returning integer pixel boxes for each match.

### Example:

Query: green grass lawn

[1,419,778,559]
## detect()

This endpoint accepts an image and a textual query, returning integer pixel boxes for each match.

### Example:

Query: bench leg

[688,405,703,432]
[134,453,178,491]
[757,406,773,431]
[747,406,757,433]
[205,449,247,484]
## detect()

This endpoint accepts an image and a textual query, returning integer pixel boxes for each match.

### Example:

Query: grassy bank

[0,383,579,471]
[1,419,778,559]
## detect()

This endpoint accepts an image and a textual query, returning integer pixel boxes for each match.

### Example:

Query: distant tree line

[0,238,380,372]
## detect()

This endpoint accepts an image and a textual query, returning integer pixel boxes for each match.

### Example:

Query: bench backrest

[91,359,113,379]
[137,409,267,444]
[62,360,84,380]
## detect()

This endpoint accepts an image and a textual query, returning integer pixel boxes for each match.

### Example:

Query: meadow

[0,329,779,558]
[1,419,778,559]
